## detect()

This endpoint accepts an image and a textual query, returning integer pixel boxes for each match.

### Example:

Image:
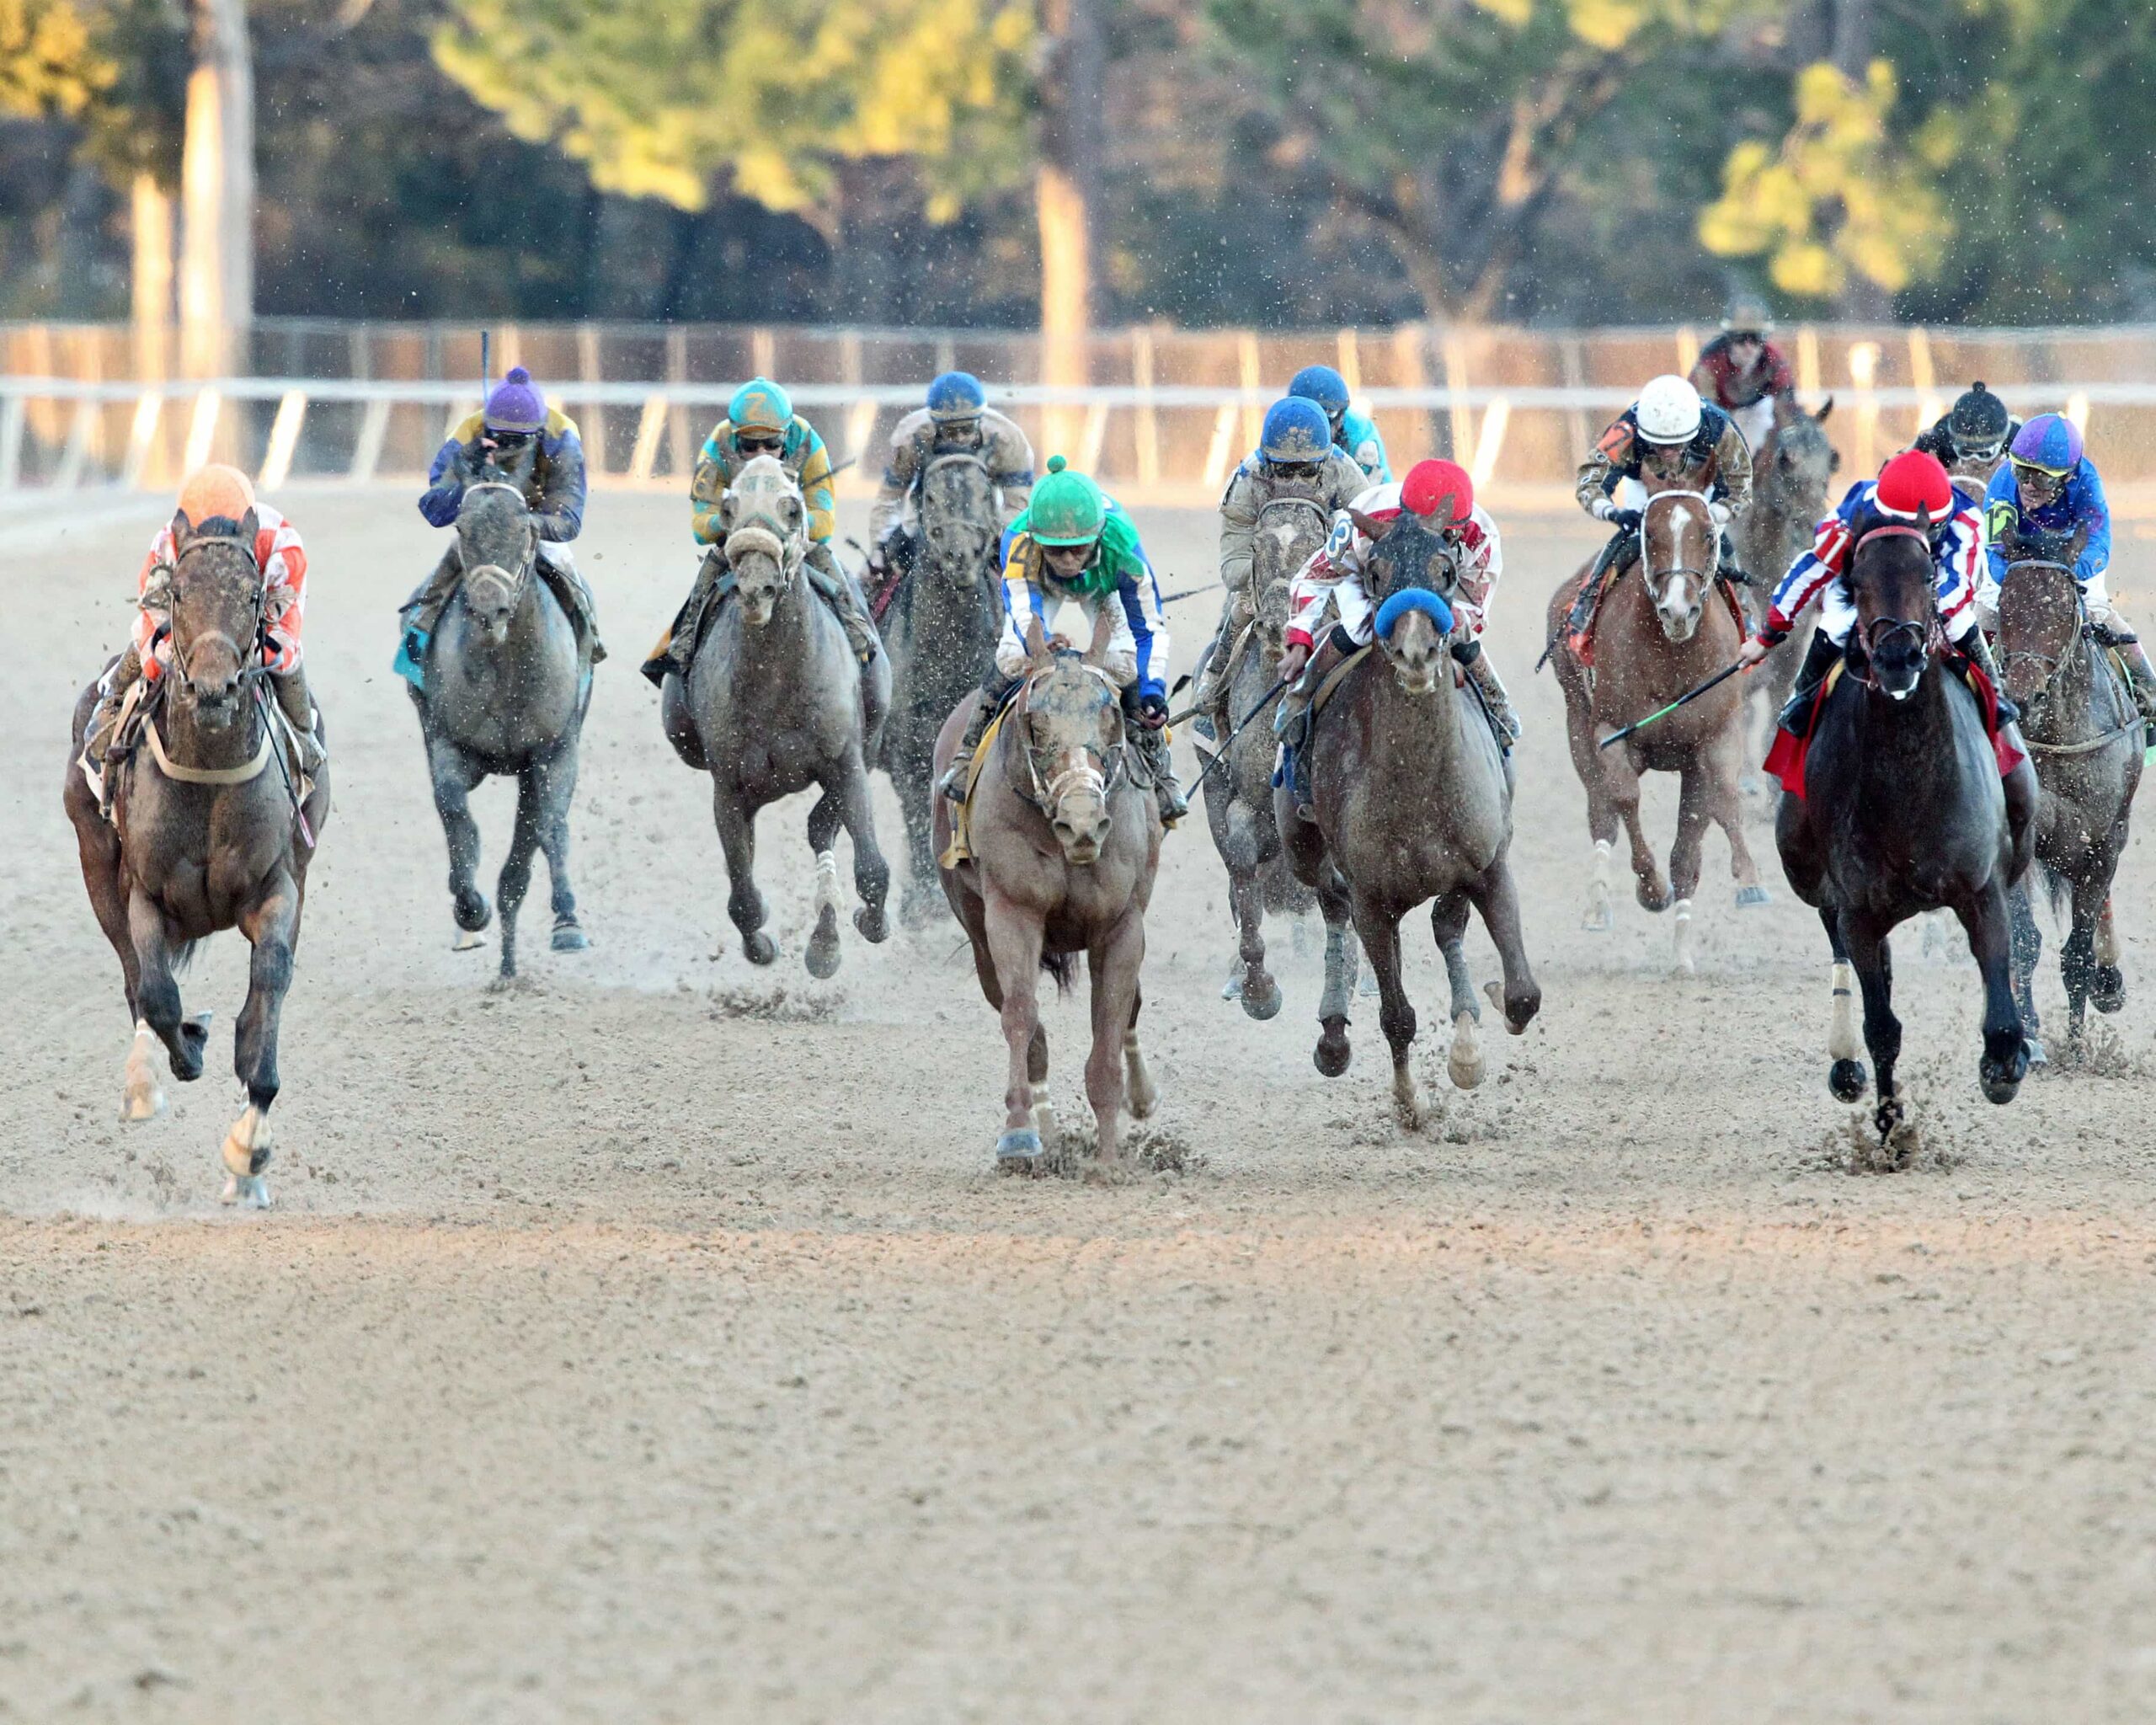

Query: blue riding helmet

[1288,365,1352,422]
[1260,398,1332,464]
[2009,412,2084,475]
[927,370,987,422]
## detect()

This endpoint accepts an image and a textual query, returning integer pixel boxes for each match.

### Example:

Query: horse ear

[1813,396,1834,423]
[169,508,192,552]
[719,489,738,529]
[1915,504,1933,534]
[1431,493,1456,532]
[783,495,803,531]
[1348,508,1385,543]
[1023,617,1049,664]
[236,506,259,547]
[1829,448,1842,472]
[1082,606,1116,667]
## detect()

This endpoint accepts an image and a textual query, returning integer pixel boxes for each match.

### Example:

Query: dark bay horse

[1278,510,1540,1126]
[1198,494,1325,1019]
[1550,485,1767,970]
[934,611,1161,1167]
[1995,556,2143,1054]
[662,455,893,976]
[878,450,1004,927]
[1774,518,2033,1140]
[64,509,331,1206]
[1738,400,1838,758]
[409,478,591,981]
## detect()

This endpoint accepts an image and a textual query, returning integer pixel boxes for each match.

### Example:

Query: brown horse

[1550,485,1767,970]
[934,611,1162,1167]
[1996,555,2143,1055]
[63,510,331,1207]
[1737,399,1837,759]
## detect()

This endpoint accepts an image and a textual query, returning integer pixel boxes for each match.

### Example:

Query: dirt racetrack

[8,489,2156,1722]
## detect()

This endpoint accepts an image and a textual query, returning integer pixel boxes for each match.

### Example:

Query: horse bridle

[1011,660,1128,814]
[1993,558,2083,696]
[1639,489,1717,589]
[1847,522,1944,674]
[458,478,537,603]
[920,451,1000,588]
[163,531,269,694]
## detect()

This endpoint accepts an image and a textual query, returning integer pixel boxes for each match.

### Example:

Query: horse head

[1017,610,1124,864]
[453,481,536,642]
[1251,497,1327,661]
[1639,486,1717,644]
[1849,515,1939,701]
[721,453,808,628]
[918,451,998,590]
[1358,509,1460,696]
[1995,555,2081,708]
[1764,405,1838,515]
[165,506,264,729]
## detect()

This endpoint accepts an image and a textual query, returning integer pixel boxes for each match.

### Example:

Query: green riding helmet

[1027,455,1106,546]
[729,377,794,436]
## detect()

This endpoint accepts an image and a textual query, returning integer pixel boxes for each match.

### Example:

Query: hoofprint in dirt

[5,490,2156,1718]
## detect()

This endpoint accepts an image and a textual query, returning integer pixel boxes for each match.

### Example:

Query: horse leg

[1028,1021,1056,1153]
[1086,911,1146,1162]
[712,787,776,965]
[1463,857,1543,1036]
[126,890,207,1088]
[1432,890,1484,1089]
[1562,684,1618,932]
[2007,881,2045,1061]
[894,735,943,930]
[1821,906,1867,1102]
[76,817,161,1119]
[1124,981,1156,1121]
[1606,745,1669,912]
[983,885,1046,1164]
[1353,893,1422,1128]
[2093,885,2127,1014]
[1954,882,2030,1104]
[1310,863,1357,1079]
[1840,910,1906,1140]
[2061,874,2108,1051]
[494,762,547,984]
[222,875,299,1208]
[424,733,491,948]
[804,789,846,980]
[1706,721,1770,910]
[531,741,588,953]
[832,750,892,948]
[1668,766,1710,975]
[1227,846,1280,1022]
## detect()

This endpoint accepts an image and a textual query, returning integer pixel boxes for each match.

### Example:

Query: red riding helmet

[1875,449,1955,521]
[1401,458,1474,526]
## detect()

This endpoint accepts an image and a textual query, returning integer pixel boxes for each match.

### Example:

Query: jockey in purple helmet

[1981,413,2156,722]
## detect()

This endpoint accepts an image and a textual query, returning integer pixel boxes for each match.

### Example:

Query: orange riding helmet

[175,464,256,531]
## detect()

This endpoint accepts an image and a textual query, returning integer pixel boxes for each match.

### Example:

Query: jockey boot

[1778,628,1842,735]
[270,665,324,774]
[86,645,145,812]
[1956,627,2020,727]
[1565,530,1639,646]
[1454,638,1520,746]
[537,546,606,665]
[1130,718,1188,828]
[938,675,1015,804]
[2111,636,2156,727]
[641,550,725,689]
[1273,632,1349,820]
[806,542,881,665]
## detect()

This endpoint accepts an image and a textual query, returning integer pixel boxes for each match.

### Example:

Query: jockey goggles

[1266,458,1322,480]
[734,431,786,454]
[1954,435,2006,464]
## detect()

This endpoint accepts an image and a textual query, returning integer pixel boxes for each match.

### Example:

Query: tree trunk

[132,174,174,382]
[179,0,253,381]
[1036,0,1101,458]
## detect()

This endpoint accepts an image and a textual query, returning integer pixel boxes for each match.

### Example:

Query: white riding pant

[1730,398,1776,456]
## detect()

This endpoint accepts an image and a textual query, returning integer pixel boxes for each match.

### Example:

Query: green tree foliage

[0,0,111,117]
[431,0,1033,231]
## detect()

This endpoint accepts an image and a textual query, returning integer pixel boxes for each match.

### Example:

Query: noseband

[166,532,267,694]
[1848,522,1945,679]
[1640,489,1716,591]
[459,480,536,606]
[1011,661,1127,814]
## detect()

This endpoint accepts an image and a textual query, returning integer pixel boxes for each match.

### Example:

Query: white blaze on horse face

[1387,609,1444,693]
[1043,746,1111,862]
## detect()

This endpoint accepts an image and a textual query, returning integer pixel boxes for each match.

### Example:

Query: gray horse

[408,479,591,982]
[1198,495,1322,1019]
[1738,401,1838,758]
[1278,510,1541,1126]
[877,449,1004,927]
[65,509,332,1206]
[660,455,894,975]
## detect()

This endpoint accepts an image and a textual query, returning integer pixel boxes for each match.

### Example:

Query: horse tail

[2036,857,2072,930]
[170,938,200,976]
[1040,949,1076,996]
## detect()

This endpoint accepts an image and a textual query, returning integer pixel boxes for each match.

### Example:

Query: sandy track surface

[5,491,2156,1721]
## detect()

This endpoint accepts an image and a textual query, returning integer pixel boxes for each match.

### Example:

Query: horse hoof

[1486,980,1537,1036]
[806,907,841,980]
[1828,1058,1869,1103]
[1220,971,1243,1001]
[551,921,590,953]
[172,1019,209,1084]
[1241,975,1283,1021]
[853,904,889,945]
[1735,884,1772,910]
[2093,965,2127,1014]
[743,931,779,967]
[1637,883,1672,914]
[1981,1044,2029,1104]
[995,1127,1043,1164]
[453,890,493,934]
[452,928,487,952]
[1393,1078,1425,1130]
[1314,1017,1352,1078]
[122,1085,165,1123]
[1581,899,1613,933]
[221,1172,272,1209]
[2023,1035,2048,1068]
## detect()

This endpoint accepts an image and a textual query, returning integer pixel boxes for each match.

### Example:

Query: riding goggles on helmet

[735,432,786,454]
[1953,435,2005,463]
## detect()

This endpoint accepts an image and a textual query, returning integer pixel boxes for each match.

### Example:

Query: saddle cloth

[1765,658,2025,800]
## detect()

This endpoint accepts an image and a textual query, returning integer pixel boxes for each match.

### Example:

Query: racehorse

[1774,515,2032,1140]
[661,454,893,976]
[408,478,591,981]
[64,508,332,1206]
[1278,507,1540,1127]
[1549,484,1768,970]
[933,611,1161,1167]
[1737,400,1838,758]
[877,448,1004,927]
[1994,555,2143,1055]
[1198,494,1325,1019]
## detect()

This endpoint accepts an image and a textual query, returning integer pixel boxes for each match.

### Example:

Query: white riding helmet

[1636,374,1704,446]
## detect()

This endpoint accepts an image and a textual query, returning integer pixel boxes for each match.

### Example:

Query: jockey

[866,371,1034,587]
[1981,413,2156,722]
[1737,449,2010,733]
[403,366,603,680]
[87,463,319,778]
[1913,381,2020,506]
[1185,397,1368,734]
[1289,364,1392,483]
[1688,297,1796,457]
[1566,373,1752,638]
[937,456,1186,826]
[641,377,878,684]
[1273,459,1512,812]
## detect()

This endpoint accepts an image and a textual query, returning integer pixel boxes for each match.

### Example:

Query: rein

[456,480,538,610]
[1007,661,1128,816]
[151,532,273,785]
[1640,488,1718,587]
[1998,558,2143,756]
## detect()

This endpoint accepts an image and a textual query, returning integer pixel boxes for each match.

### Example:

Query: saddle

[1564,554,1748,670]
[1765,655,2025,800]
[939,696,1017,868]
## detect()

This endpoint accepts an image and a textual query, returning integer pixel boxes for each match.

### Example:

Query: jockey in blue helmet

[867,369,1035,590]
[1186,397,1368,733]
[1981,412,2156,720]
[1289,364,1392,482]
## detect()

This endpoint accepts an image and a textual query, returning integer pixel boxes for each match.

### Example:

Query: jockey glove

[1134,692,1170,729]
[1612,510,1644,535]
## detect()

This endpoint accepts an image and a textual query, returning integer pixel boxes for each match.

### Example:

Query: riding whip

[1185,673,1293,798]
[1596,660,1744,750]
[254,684,316,850]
